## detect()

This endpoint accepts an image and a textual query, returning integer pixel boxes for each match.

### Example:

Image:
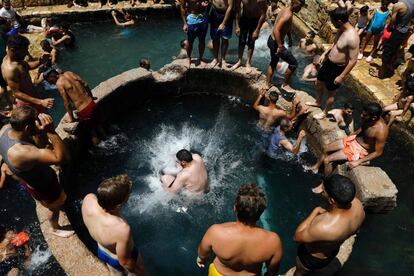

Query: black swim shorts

[239,16,259,49]
[317,58,345,91]
[267,35,298,71]
[382,29,407,64]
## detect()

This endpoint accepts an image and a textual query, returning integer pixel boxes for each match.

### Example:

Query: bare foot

[302,164,318,174]
[221,60,229,69]
[51,228,75,238]
[312,183,324,194]
[230,60,242,71]
[245,63,253,74]
[209,59,219,68]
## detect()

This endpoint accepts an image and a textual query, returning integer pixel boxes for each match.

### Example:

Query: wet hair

[307,31,316,38]
[139,58,150,70]
[329,7,349,23]
[279,117,292,131]
[343,102,354,110]
[269,91,279,103]
[10,106,37,131]
[324,174,355,208]
[176,149,193,162]
[360,5,369,14]
[234,183,266,224]
[44,68,59,80]
[7,35,30,49]
[363,102,382,119]
[97,174,132,211]
[408,44,414,54]
[40,39,52,52]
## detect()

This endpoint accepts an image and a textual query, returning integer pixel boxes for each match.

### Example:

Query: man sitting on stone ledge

[293,174,365,276]
[305,103,389,177]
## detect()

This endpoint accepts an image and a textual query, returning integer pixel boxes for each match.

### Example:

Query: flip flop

[305,101,321,108]
[312,184,324,194]
[281,84,297,93]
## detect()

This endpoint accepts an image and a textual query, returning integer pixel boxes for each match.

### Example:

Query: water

[1,16,411,275]
[72,93,321,275]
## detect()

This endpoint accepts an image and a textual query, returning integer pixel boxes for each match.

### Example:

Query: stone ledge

[35,202,108,275]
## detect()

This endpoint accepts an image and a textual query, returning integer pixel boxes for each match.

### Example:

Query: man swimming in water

[82,175,146,276]
[197,183,282,275]
[301,55,320,82]
[160,149,208,194]
[306,103,389,176]
[299,31,317,55]
[268,118,306,157]
[294,174,365,275]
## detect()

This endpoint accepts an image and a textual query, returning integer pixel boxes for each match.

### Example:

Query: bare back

[329,27,359,65]
[208,223,281,275]
[81,194,132,255]
[183,0,208,14]
[305,198,365,258]
[56,72,92,111]
[257,105,286,131]
[179,154,208,193]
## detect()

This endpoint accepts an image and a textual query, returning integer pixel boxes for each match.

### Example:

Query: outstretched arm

[197,225,216,268]
[265,235,283,276]
[301,65,317,82]
[253,89,265,111]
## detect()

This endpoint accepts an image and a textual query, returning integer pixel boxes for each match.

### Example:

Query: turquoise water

[34,16,414,275]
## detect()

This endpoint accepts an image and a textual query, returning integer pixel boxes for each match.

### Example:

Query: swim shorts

[209,6,233,40]
[342,135,368,161]
[267,35,298,71]
[317,58,345,91]
[239,16,259,49]
[382,29,407,64]
[97,246,139,271]
[208,263,223,276]
[187,14,208,43]
[78,100,97,123]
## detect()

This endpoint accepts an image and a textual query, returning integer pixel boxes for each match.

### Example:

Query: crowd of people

[0,0,412,275]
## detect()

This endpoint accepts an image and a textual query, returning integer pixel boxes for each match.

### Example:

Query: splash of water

[28,246,52,273]
[127,106,250,215]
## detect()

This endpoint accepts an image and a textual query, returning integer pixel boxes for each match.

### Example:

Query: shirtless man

[1,35,54,113]
[299,31,317,55]
[307,8,359,120]
[231,0,267,72]
[209,0,234,68]
[160,149,208,194]
[82,175,146,276]
[266,0,304,92]
[0,106,74,238]
[326,102,354,134]
[301,55,320,82]
[44,69,101,145]
[306,103,389,175]
[268,118,306,157]
[111,10,136,27]
[294,174,365,275]
[197,183,282,275]
[179,0,209,67]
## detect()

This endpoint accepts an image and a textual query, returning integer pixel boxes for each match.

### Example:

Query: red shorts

[342,135,369,162]
[78,100,97,123]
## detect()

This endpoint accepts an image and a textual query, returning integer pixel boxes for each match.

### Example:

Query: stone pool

[2,15,413,275]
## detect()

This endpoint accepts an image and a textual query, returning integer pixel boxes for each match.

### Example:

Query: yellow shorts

[39,191,67,210]
[209,263,223,276]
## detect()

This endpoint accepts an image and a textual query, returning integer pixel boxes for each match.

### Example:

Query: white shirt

[0,7,20,29]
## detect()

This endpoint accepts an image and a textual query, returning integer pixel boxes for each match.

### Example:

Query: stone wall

[11,0,175,8]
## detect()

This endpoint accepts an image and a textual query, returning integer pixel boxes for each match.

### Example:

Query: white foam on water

[28,245,52,272]
[253,28,272,62]
[126,106,250,215]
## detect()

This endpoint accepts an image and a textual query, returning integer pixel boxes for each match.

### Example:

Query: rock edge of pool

[33,59,397,275]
